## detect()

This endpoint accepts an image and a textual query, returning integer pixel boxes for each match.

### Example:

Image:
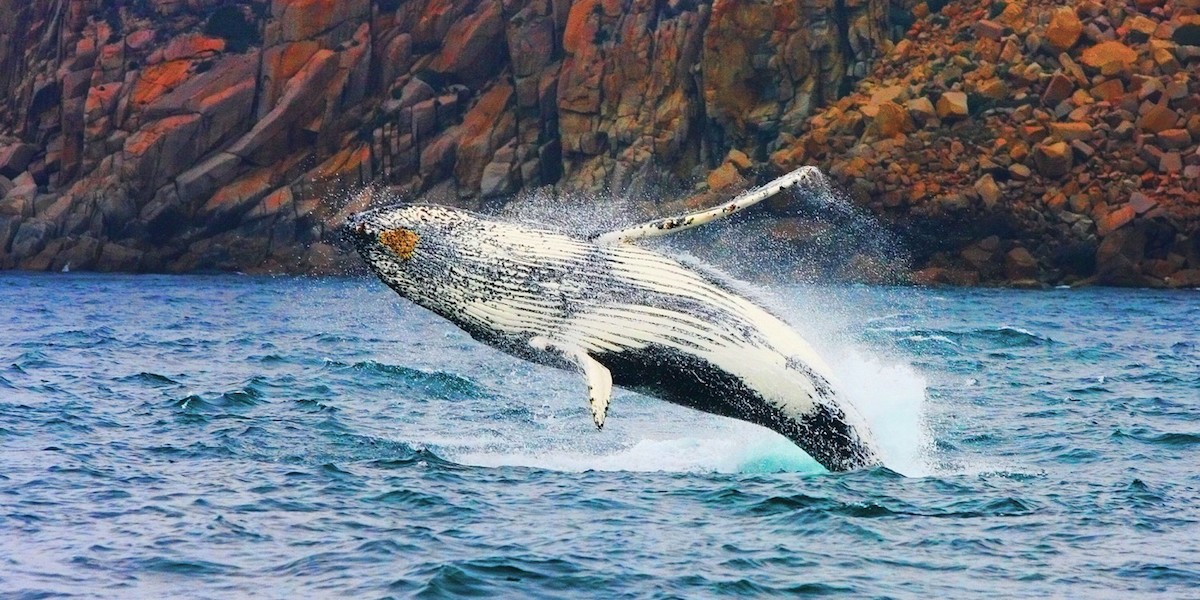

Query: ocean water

[2,272,1198,598]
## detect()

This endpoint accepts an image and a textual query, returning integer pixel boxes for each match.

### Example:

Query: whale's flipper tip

[530,337,613,430]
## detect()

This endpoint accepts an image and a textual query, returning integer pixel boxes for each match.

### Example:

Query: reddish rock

[563,0,600,55]
[974,174,1002,207]
[455,83,515,191]
[1033,141,1073,178]
[912,267,981,287]
[1096,205,1136,236]
[1070,140,1095,161]
[130,60,193,107]
[974,20,1007,41]
[1042,73,1075,106]
[726,149,752,171]
[1005,247,1039,280]
[1159,152,1183,173]
[1046,8,1083,52]
[1165,270,1200,288]
[96,243,143,272]
[936,92,968,119]
[1049,122,1093,141]
[1081,41,1138,74]
[707,162,744,191]
[226,49,340,165]
[1157,128,1193,149]
[1129,192,1157,214]
[161,33,225,62]
[906,97,937,124]
[1139,103,1179,133]
[977,78,1008,100]
[429,0,505,86]
[873,101,912,137]
[1090,79,1124,102]
[1094,227,1147,286]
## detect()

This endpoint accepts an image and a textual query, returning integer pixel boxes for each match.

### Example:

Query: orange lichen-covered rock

[1081,41,1138,74]
[1046,7,1083,52]
[873,101,912,137]
[563,0,600,55]
[130,60,192,106]
[936,91,969,119]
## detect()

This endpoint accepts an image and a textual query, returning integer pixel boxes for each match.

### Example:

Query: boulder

[1089,78,1124,102]
[1128,192,1157,215]
[54,236,102,271]
[1005,247,1039,280]
[226,49,340,165]
[1045,8,1083,52]
[1048,122,1093,141]
[1157,129,1193,149]
[429,0,505,87]
[1080,41,1138,74]
[935,92,969,119]
[9,220,53,258]
[873,101,912,137]
[1165,270,1200,288]
[1138,103,1179,133]
[1041,73,1074,106]
[906,97,937,124]
[1096,205,1136,236]
[974,174,1002,207]
[1094,227,1147,285]
[1033,141,1072,178]
[122,114,203,194]
[96,243,144,272]
[0,144,38,178]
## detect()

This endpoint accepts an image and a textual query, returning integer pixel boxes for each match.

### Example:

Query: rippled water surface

[3,273,1198,598]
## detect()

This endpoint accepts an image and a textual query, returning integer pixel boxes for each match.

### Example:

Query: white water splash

[433,170,932,476]
[452,422,823,474]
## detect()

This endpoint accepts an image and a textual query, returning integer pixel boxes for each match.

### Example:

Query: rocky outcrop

[0,0,1196,288]
[774,0,1200,287]
[0,0,890,274]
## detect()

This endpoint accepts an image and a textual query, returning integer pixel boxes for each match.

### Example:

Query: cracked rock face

[0,0,887,273]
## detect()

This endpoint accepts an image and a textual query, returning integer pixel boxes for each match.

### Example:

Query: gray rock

[96,243,144,272]
[10,219,53,258]
[0,144,37,178]
[175,152,242,209]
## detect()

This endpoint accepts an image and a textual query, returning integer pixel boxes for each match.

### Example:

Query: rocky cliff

[0,0,1197,287]
[0,0,890,274]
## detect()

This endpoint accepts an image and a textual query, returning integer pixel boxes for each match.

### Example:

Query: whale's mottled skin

[347,170,882,471]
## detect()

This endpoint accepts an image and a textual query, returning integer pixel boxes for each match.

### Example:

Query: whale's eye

[380,228,420,260]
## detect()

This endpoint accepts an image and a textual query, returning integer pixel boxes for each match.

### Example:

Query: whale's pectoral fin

[591,166,827,245]
[530,337,613,429]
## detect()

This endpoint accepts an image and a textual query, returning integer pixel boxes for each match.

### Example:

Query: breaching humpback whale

[347,167,883,472]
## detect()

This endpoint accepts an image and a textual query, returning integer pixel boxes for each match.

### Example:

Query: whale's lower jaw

[589,344,882,472]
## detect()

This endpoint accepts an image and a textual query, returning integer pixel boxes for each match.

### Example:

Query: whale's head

[345,203,541,322]
[346,203,470,290]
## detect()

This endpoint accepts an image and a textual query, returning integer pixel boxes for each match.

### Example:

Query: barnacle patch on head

[380,228,420,259]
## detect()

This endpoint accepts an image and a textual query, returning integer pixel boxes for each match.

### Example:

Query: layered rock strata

[0,0,888,274]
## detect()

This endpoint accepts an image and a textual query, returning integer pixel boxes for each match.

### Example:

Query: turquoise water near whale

[2,272,1198,598]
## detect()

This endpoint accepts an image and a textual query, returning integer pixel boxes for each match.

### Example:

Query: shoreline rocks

[0,0,1196,288]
